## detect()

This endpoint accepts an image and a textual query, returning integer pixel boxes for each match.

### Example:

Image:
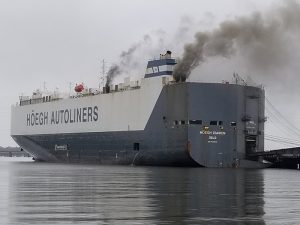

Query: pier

[0,148,31,158]
[252,147,300,169]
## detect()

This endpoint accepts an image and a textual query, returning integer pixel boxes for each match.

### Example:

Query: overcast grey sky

[1,0,299,149]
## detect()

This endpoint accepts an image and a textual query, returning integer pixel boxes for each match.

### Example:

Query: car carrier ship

[11,51,267,168]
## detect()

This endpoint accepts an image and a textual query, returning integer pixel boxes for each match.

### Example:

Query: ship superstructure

[11,51,266,168]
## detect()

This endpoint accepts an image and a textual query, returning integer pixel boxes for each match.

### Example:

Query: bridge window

[210,121,217,125]
[146,68,153,74]
[230,122,237,126]
[189,120,202,125]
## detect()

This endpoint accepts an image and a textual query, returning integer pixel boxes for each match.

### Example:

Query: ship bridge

[144,51,176,78]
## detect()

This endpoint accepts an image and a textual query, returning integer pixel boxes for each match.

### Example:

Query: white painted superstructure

[11,76,172,136]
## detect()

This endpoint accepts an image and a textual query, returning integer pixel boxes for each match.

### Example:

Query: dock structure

[252,147,300,169]
[0,148,31,158]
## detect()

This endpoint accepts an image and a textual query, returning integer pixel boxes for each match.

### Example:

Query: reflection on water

[147,168,265,225]
[0,158,299,224]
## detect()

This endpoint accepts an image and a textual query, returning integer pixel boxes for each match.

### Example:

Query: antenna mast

[102,59,105,77]
[69,82,73,96]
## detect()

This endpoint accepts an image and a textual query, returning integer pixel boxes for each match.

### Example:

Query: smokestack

[105,85,110,93]
[165,50,172,59]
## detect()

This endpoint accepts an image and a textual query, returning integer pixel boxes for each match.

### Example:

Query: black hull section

[12,131,199,167]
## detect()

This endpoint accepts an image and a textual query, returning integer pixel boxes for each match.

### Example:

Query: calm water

[0,158,299,225]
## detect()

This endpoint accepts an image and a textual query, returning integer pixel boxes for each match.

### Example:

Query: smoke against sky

[104,0,300,87]
[104,14,214,85]
[173,0,300,81]
[105,34,152,87]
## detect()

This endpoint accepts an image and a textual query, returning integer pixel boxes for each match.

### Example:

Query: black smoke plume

[173,1,300,82]
[105,65,121,92]
[105,35,151,89]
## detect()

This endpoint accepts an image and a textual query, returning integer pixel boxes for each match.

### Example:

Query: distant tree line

[0,146,19,152]
[0,146,31,157]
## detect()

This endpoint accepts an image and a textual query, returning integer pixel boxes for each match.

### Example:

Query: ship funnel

[144,51,176,78]
[160,50,172,59]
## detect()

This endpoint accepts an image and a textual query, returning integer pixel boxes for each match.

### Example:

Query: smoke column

[105,35,151,89]
[105,65,121,91]
[173,1,300,82]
